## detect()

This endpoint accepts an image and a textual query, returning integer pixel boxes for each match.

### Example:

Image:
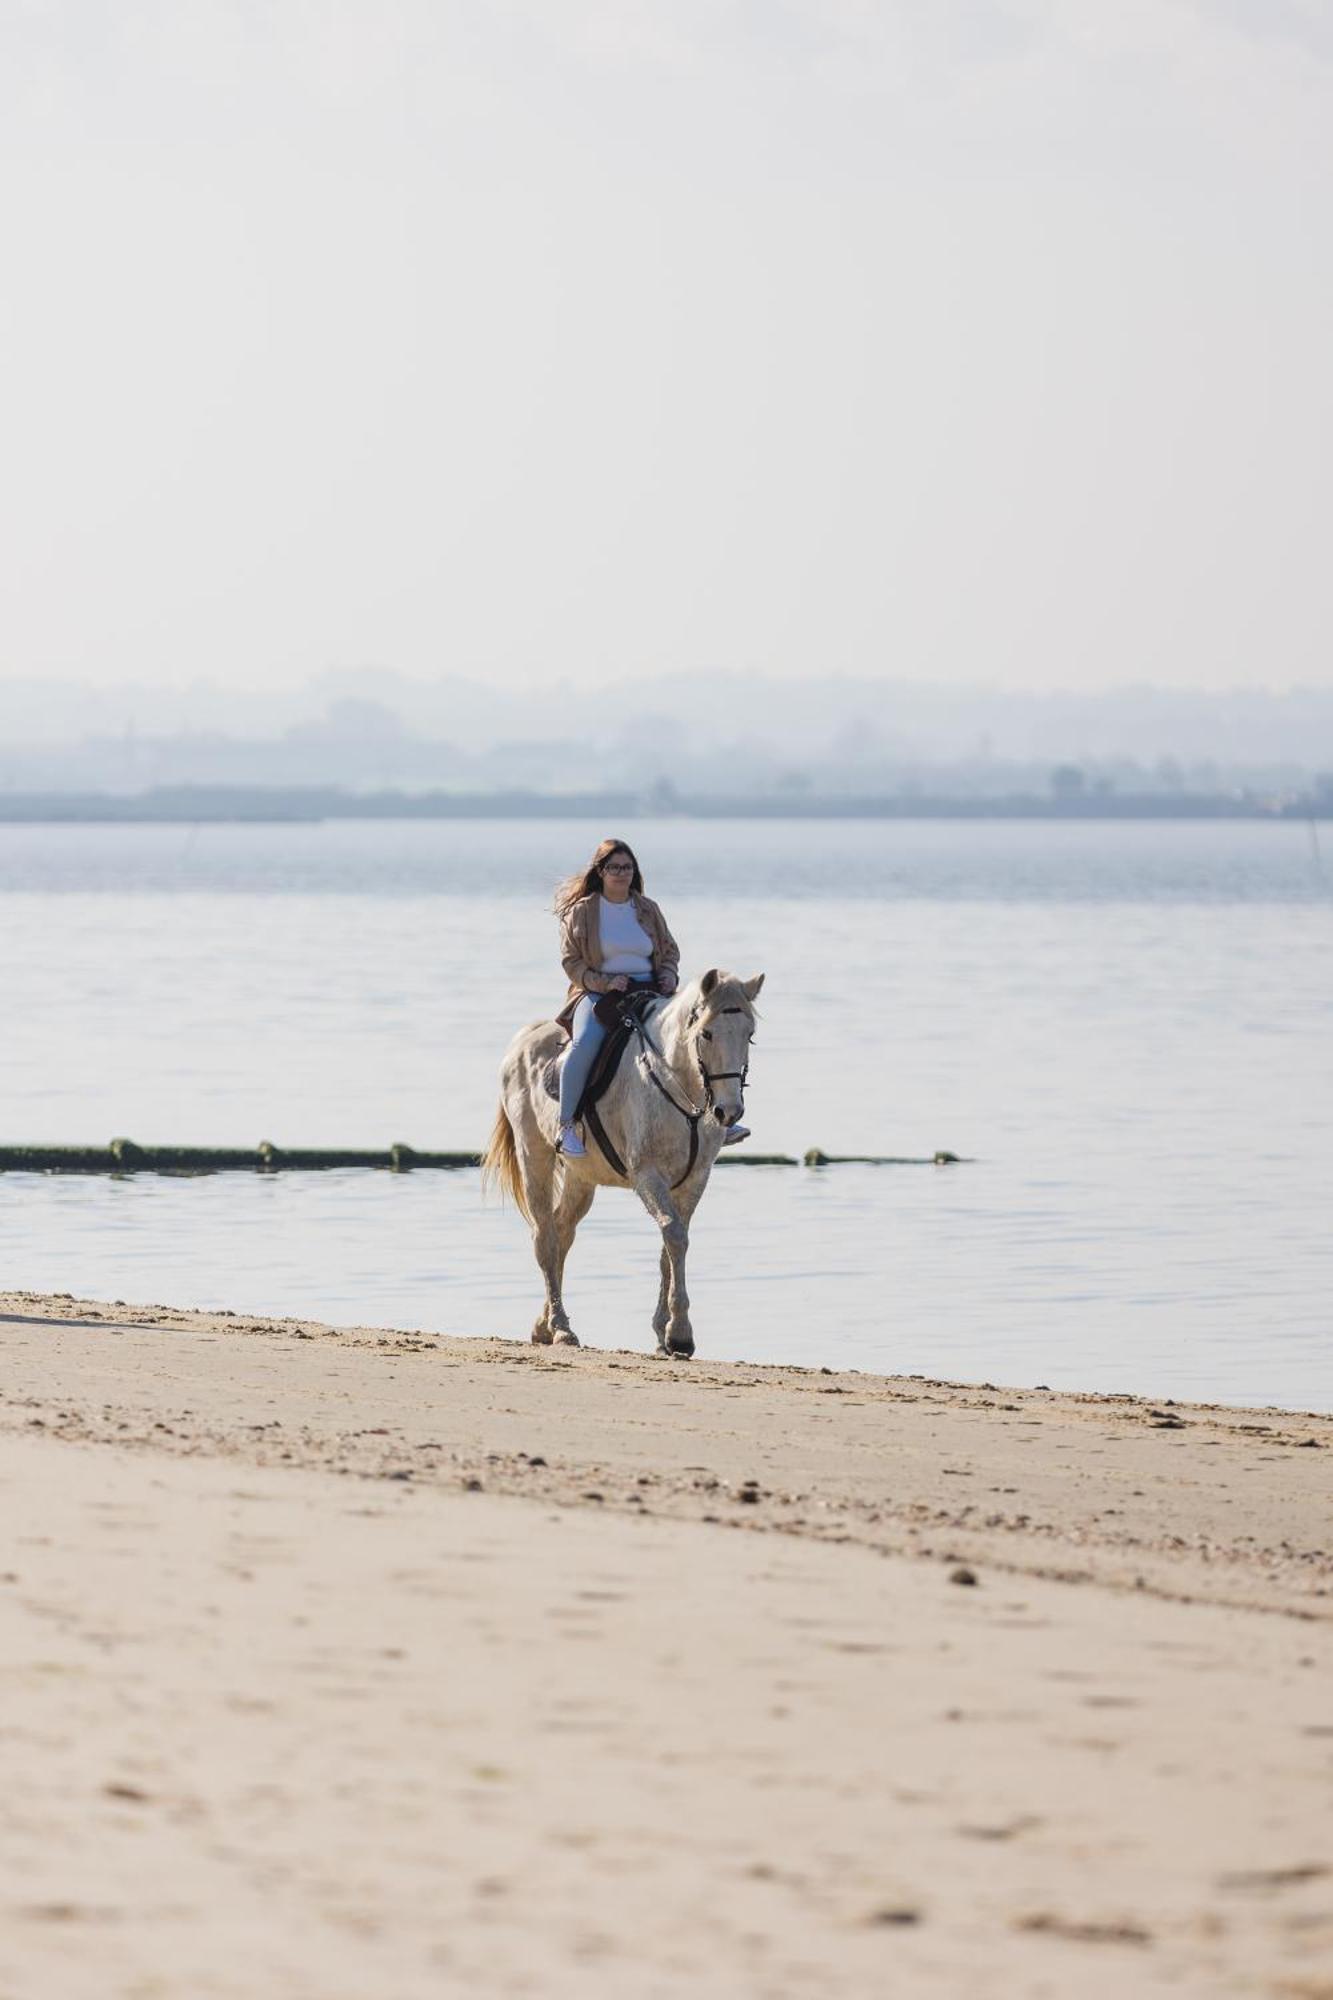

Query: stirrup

[721,1124,751,1147]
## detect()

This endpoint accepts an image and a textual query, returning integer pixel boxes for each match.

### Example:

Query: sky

[2,0,1330,702]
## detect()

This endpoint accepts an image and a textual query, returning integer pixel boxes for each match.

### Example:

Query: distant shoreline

[1,785,1329,824]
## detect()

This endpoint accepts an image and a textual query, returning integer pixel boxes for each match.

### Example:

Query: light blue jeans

[559,983,654,1124]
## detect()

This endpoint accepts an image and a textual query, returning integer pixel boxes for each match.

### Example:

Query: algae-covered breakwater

[0,1142,479,1175]
[0,1141,965,1174]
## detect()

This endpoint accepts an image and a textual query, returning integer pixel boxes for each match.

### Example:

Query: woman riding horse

[554,837,749,1157]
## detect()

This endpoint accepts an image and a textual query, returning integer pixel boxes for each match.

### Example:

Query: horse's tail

[480,1102,530,1223]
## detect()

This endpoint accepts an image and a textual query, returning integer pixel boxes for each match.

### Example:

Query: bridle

[693,1006,752,1115]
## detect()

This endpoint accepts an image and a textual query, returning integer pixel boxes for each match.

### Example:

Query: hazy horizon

[3,3,1330,699]
[2,669,1330,799]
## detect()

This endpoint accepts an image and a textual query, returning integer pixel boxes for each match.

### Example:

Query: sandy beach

[1,1289,1329,1999]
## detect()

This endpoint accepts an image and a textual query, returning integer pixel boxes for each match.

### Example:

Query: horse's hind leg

[554,1176,595,1292]
[531,1159,596,1347]
[509,1124,572,1347]
[531,1238,573,1345]
[533,1173,593,1346]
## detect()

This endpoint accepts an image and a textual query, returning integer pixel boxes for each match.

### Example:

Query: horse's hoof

[531,1327,554,1346]
[554,1330,580,1347]
[666,1337,695,1358]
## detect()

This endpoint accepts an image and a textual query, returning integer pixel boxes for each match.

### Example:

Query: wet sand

[1,1289,1330,1998]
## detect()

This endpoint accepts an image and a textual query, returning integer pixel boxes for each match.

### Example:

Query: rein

[634,1004,749,1188]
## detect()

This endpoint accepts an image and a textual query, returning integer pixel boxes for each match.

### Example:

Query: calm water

[2,818,1330,1410]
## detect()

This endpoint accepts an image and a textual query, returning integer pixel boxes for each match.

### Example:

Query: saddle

[541,987,659,1122]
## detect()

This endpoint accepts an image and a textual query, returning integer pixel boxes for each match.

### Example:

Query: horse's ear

[741,973,765,1001]
[700,968,719,998]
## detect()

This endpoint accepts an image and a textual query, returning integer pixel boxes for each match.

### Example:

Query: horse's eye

[701,1029,712,1041]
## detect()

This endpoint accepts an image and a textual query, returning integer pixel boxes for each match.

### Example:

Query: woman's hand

[608,975,631,993]
[656,971,677,995]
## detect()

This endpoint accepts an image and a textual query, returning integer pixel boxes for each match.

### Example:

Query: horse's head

[686,968,765,1128]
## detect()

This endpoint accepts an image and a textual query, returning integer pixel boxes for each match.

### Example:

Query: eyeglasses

[602,861,634,874]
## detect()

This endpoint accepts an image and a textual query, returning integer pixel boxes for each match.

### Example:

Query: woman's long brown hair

[553,837,644,917]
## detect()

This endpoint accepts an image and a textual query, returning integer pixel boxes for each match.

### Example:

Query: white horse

[481,969,764,1356]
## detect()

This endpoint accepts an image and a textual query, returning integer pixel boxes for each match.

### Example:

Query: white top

[598,896,654,978]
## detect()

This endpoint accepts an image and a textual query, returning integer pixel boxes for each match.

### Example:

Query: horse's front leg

[634,1168,694,1358]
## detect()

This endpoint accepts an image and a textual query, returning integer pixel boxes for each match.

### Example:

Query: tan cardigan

[556,892,680,1032]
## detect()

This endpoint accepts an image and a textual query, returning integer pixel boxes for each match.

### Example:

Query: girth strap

[582,1099,628,1182]
[580,1012,704,1192]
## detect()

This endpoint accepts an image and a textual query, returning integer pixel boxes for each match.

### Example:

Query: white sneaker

[721,1124,751,1147]
[558,1123,587,1157]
